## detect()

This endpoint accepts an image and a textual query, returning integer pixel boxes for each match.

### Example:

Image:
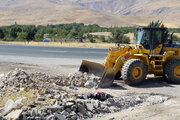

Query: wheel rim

[132,66,143,79]
[174,66,180,78]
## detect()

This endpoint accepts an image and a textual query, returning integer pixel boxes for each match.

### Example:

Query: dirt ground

[1,62,180,120]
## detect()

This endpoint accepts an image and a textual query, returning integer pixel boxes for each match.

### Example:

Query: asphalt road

[0,44,108,66]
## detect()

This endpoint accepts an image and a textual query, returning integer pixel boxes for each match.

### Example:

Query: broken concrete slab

[6,109,22,120]
[54,113,66,120]
[86,103,94,112]
[77,104,87,115]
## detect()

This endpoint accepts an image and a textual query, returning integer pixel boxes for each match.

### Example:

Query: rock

[109,117,115,120]
[71,105,77,111]
[93,100,101,108]
[107,98,115,106]
[54,113,66,120]
[76,99,84,105]
[61,110,68,116]
[86,103,94,112]
[71,115,77,120]
[50,99,56,105]
[82,94,88,99]
[0,116,7,120]
[67,98,76,103]
[65,102,74,107]
[109,106,117,112]
[87,112,93,118]
[6,109,23,120]
[4,99,14,113]
[70,111,76,116]
[102,107,110,113]
[30,108,38,116]
[65,108,71,113]
[29,101,36,108]
[84,81,94,88]
[21,112,27,120]
[35,117,41,120]
[146,95,168,105]
[0,73,4,78]
[0,82,4,88]
[0,107,3,113]
[22,106,28,111]
[46,106,64,112]
[82,116,88,119]
[77,104,86,115]
[27,116,36,120]
[47,94,54,99]
[37,97,46,101]
[77,113,84,118]
[100,103,107,109]
[47,115,54,120]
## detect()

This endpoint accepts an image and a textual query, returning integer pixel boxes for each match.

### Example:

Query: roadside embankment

[0,41,116,48]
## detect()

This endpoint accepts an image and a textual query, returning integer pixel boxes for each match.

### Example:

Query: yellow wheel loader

[79,27,180,88]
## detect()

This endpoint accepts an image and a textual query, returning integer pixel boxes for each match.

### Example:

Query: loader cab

[136,27,167,51]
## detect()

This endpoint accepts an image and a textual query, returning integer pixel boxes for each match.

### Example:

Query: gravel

[0,68,169,120]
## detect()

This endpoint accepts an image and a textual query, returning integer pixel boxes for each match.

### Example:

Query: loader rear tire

[164,59,180,84]
[122,59,147,86]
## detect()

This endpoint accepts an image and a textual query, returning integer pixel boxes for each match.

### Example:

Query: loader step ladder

[150,54,164,77]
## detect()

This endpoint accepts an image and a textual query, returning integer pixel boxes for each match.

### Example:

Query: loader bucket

[79,60,114,88]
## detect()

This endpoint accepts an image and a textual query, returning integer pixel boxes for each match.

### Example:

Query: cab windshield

[137,28,163,49]
[136,29,150,49]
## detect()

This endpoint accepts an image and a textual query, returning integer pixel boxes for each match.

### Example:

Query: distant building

[43,38,51,42]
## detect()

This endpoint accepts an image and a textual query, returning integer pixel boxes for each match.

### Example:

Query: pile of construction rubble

[0,68,100,92]
[0,68,169,120]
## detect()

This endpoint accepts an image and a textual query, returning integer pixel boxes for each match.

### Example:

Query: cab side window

[151,30,162,49]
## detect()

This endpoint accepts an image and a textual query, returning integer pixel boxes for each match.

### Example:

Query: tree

[99,35,106,42]
[9,27,22,38]
[148,20,164,28]
[56,28,67,38]
[87,34,95,43]
[111,29,130,44]
[107,36,112,43]
[68,30,78,39]
[23,26,36,42]
[34,33,43,41]
[148,20,169,42]
[77,31,84,42]
[17,32,28,41]
[0,29,5,39]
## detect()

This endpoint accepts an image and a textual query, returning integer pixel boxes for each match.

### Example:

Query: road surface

[0,44,108,66]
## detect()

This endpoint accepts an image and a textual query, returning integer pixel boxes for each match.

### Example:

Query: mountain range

[0,0,179,27]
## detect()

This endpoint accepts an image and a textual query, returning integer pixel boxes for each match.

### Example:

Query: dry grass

[89,32,111,37]
[0,41,115,48]
[0,90,37,110]
[0,90,53,115]
[175,33,180,38]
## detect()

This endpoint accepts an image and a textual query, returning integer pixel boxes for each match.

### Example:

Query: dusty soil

[1,62,180,120]
[0,62,77,76]
[0,41,116,48]
[91,98,180,120]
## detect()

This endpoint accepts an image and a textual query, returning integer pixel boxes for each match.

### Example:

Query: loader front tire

[122,59,147,86]
[164,59,180,84]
